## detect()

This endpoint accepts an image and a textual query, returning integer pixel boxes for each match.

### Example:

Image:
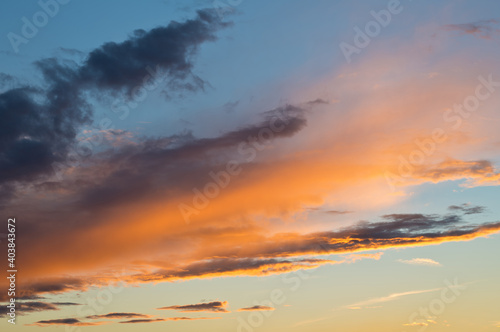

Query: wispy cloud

[448,203,486,215]
[27,318,107,327]
[339,287,442,310]
[157,301,229,313]
[397,258,442,267]
[0,301,80,317]
[119,316,221,323]
[443,19,500,39]
[119,318,165,324]
[237,305,275,311]
[87,312,151,319]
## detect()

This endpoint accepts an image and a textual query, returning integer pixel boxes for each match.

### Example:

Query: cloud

[0,301,80,317]
[118,317,220,323]
[340,287,442,310]
[324,210,353,215]
[27,318,107,326]
[158,301,229,313]
[237,305,275,311]
[2,12,500,310]
[443,19,500,39]
[0,8,230,189]
[76,9,231,95]
[119,318,165,324]
[389,159,500,188]
[448,203,486,215]
[87,312,151,319]
[306,98,329,105]
[166,316,221,321]
[397,258,442,267]
[0,73,15,88]
[3,210,499,301]
[222,100,239,113]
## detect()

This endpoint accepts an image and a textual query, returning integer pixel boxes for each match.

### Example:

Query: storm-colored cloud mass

[0,8,229,191]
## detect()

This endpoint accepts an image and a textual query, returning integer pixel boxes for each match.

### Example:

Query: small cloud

[119,318,165,324]
[0,301,81,317]
[167,317,221,321]
[337,288,441,311]
[306,98,329,105]
[222,100,239,113]
[237,305,275,312]
[87,312,150,319]
[325,210,353,215]
[28,318,107,326]
[157,301,229,313]
[442,19,500,39]
[397,258,442,267]
[448,203,486,215]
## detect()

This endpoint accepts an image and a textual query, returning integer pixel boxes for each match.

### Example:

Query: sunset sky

[1,0,500,331]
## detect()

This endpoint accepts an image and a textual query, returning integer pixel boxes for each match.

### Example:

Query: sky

[0,0,499,331]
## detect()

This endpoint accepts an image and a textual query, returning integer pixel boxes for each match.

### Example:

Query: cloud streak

[238,305,275,311]
[443,19,500,39]
[158,301,229,313]
[397,258,442,267]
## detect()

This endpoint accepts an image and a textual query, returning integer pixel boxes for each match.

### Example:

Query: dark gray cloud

[0,8,230,192]
[51,104,306,212]
[325,210,353,215]
[0,73,15,88]
[77,9,231,95]
[28,318,105,326]
[238,305,275,311]
[119,318,165,324]
[0,277,88,302]
[443,19,499,39]
[87,312,150,319]
[306,98,329,105]
[0,301,80,317]
[158,300,229,312]
[33,318,80,325]
[137,258,328,283]
[222,100,239,113]
[448,203,486,215]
